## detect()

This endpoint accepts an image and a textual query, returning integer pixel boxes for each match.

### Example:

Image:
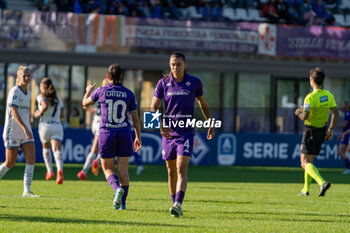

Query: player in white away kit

[34,78,64,184]
[0,66,39,197]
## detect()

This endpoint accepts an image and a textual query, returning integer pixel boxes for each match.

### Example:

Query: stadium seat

[222,6,236,20]
[235,8,248,21]
[188,6,202,19]
[334,14,345,26]
[339,0,350,10]
[344,15,350,27]
[248,9,268,22]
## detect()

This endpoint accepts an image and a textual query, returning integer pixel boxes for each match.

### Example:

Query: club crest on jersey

[186,81,191,87]
[13,95,17,100]
[166,82,172,87]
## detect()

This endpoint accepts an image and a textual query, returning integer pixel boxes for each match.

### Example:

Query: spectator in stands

[325,15,340,26]
[211,3,223,20]
[324,0,340,13]
[311,15,324,25]
[0,0,7,9]
[237,0,257,8]
[151,0,163,18]
[275,0,292,24]
[136,0,151,18]
[312,0,329,23]
[197,1,210,20]
[299,0,316,25]
[261,0,279,23]
[163,0,180,19]
[73,0,84,13]
[176,0,198,19]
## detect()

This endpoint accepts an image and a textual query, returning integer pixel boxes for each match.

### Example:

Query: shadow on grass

[2,164,350,184]
[205,210,350,222]
[0,213,200,228]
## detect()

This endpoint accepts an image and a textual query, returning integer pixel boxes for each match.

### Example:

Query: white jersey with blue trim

[37,94,63,124]
[3,86,32,140]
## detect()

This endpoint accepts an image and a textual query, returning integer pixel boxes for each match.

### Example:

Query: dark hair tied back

[107,64,122,84]
[41,77,57,105]
[170,51,186,62]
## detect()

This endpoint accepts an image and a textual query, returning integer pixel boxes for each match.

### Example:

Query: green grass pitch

[0,164,349,232]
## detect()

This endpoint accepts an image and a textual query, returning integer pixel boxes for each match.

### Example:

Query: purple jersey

[90,83,137,132]
[154,73,203,136]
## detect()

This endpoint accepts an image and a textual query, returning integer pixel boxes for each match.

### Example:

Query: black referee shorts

[301,125,326,155]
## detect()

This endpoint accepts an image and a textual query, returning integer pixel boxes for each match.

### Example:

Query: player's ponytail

[107,64,122,85]
[41,77,57,105]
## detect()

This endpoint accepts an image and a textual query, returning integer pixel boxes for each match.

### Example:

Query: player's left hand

[207,127,215,140]
[325,130,333,141]
[134,138,142,152]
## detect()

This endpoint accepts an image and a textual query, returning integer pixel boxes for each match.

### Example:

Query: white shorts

[39,123,64,143]
[92,120,100,136]
[3,138,34,149]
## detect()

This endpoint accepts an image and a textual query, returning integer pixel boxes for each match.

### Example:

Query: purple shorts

[98,130,133,158]
[162,133,194,160]
[340,133,350,145]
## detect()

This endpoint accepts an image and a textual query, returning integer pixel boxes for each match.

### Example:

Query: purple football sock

[345,158,350,169]
[175,191,185,204]
[171,194,176,204]
[121,185,129,205]
[107,174,120,192]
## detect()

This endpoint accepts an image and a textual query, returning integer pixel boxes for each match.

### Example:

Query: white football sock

[346,152,350,160]
[83,153,97,174]
[0,163,10,180]
[53,151,63,171]
[24,164,34,194]
[43,148,53,172]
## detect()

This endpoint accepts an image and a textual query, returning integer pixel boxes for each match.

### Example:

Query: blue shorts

[340,133,350,145]
[98,130,133,158]
[162,133,194,160]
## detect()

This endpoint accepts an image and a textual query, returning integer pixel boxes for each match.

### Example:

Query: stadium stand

[4,0,345,27]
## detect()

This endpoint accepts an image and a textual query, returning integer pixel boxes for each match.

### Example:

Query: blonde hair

[16,66,30,85]
[102,78,110,87]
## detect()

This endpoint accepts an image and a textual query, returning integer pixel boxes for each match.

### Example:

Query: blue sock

[134,153,142,166]
[121,185,129,205]
[175,191,185,204]
[345,158,350,169]
[171,194,175,204]
[107,174,120,192]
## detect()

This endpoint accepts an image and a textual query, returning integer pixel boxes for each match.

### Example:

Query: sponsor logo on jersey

[320,95,328,103]
[167,90,190,96]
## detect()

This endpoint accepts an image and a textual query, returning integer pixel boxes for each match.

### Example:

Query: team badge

[166,82,172,87]
[162,149,166,156]
[186,81,191,87]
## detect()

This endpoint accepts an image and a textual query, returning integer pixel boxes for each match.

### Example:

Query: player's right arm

[82,84,96,108]
[151,96,171,138]
[34,99,48,118]
[10,106,33,140]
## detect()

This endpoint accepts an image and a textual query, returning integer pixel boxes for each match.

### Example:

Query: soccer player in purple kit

[151,51,215,217]
[83,64,142,210]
